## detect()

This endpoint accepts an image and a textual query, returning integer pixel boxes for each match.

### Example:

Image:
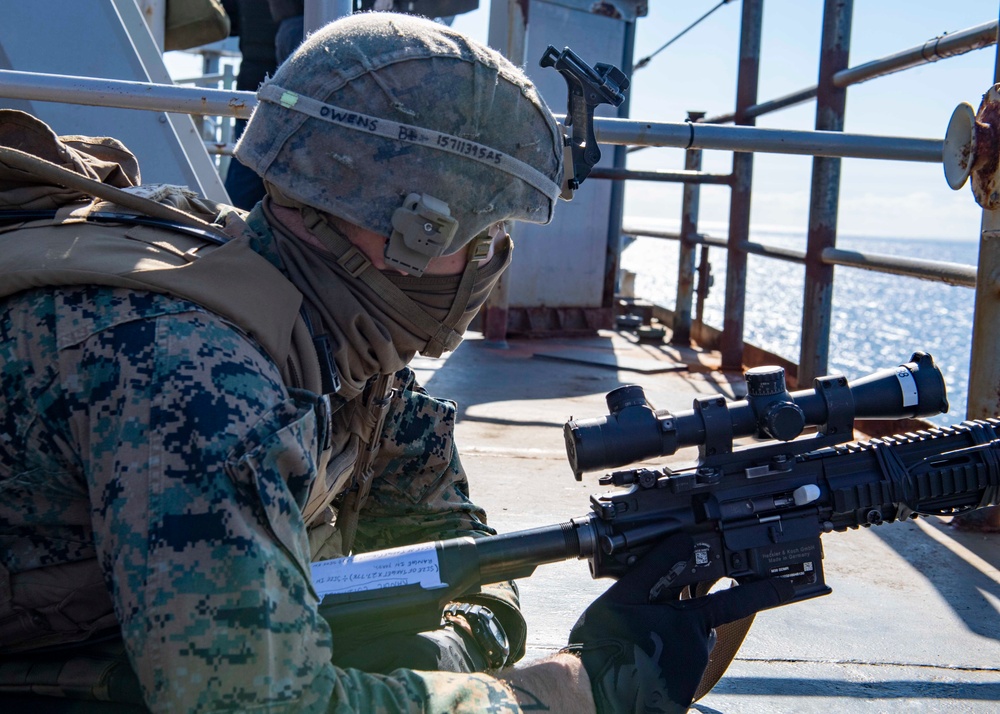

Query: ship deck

[411,330,1000,713]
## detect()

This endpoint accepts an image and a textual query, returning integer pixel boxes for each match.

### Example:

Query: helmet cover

[236,12,564,254]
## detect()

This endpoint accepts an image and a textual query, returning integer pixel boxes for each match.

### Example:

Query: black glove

[331,623,486,674]
[566,534,795,714]
[331,603,509,674]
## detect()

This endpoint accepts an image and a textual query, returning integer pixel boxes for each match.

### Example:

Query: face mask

[268,199,512,396]
[381,230,512,357]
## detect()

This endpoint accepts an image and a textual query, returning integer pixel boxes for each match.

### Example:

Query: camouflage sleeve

[354,366,492,549]
[4,287,521,713]
[354,367,528,662]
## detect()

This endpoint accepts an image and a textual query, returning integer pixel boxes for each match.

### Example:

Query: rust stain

[591,2,622,19]
[516,0,529,24]
[959,140,972,171]
[972,86,1000,209]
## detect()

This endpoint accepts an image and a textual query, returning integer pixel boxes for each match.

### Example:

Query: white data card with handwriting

[310,543,443,597]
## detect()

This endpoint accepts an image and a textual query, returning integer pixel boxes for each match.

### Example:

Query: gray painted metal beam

[0,0,229,202]
[0,69,256,119]
[967,10,1000,422]
[590,118,942,162]
[672,135,704,346]
[0,70,943,163]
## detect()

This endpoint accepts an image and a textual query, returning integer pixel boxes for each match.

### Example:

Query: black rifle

[320,352,1000,636]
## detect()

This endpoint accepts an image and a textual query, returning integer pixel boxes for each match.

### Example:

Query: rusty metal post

[968,18,1000,420]
[720,0,764,371]
[958,15,1000,531]
[672,111,706,345]
[695,245,712,332]
[965,23,1000,411]
[798,0,853,384]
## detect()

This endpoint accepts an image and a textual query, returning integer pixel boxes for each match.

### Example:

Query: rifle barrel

[476,520,594,584]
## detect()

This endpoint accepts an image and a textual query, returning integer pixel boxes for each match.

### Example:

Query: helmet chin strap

[298,205,488,357]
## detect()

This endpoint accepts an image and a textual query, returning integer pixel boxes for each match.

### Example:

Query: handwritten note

[310,543,443,597]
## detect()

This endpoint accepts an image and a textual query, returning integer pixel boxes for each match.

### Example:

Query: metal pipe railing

[622,227,723,246]
[623,226,977,288]
[834,20,998,88]
[0,70,943,164]
[821,247,976,287]
[704,87,819,125]
[0,69,975,351]
[0,69,256,118]
[174,73,229,85]
[741,240,805,264]
[703,20,998,125]
[592,118,942,162]
[588,167,732,185]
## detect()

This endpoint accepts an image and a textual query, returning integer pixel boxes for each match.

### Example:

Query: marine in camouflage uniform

[0,207,520,712]
[0,11,565,713]
[0,11,797,714]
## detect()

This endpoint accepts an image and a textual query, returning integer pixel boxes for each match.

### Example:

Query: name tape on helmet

[258,84,560,205]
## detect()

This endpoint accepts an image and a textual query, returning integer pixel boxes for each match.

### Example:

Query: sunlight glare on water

[620,231,977,426]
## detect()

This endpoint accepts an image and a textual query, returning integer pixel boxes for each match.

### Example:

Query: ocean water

[619,229,979,426]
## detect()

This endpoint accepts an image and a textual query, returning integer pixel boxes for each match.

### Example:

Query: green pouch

[164,0,231,51]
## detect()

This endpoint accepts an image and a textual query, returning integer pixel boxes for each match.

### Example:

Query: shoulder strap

[335,373,395,554]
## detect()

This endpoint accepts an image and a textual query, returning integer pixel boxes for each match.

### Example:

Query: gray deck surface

[411,331,1000,713]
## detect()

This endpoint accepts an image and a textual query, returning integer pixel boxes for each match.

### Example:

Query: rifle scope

[563,352,948,478]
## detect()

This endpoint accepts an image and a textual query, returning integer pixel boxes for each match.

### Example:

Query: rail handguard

[319,353,999,640]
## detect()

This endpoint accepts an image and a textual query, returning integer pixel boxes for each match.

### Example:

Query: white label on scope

[895,367,918,408]
[310,543,442,597]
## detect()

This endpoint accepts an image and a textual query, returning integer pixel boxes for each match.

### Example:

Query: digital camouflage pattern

[0,220,523,711]
[236,12,564,255]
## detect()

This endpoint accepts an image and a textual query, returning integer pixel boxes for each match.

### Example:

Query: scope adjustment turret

[745,366,806,441]
[746,366,787,397]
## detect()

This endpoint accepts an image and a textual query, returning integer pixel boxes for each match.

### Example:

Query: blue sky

[444,1,1000,241]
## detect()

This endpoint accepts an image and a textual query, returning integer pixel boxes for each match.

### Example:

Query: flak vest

[0,149,390,662]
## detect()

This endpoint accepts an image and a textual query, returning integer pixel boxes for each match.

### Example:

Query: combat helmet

[235,12,564,276]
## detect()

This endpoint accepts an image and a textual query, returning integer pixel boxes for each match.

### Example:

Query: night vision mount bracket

[385,193,459,277]
[540,45,630,200]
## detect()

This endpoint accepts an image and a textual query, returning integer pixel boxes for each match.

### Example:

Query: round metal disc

[943,102,975,191]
